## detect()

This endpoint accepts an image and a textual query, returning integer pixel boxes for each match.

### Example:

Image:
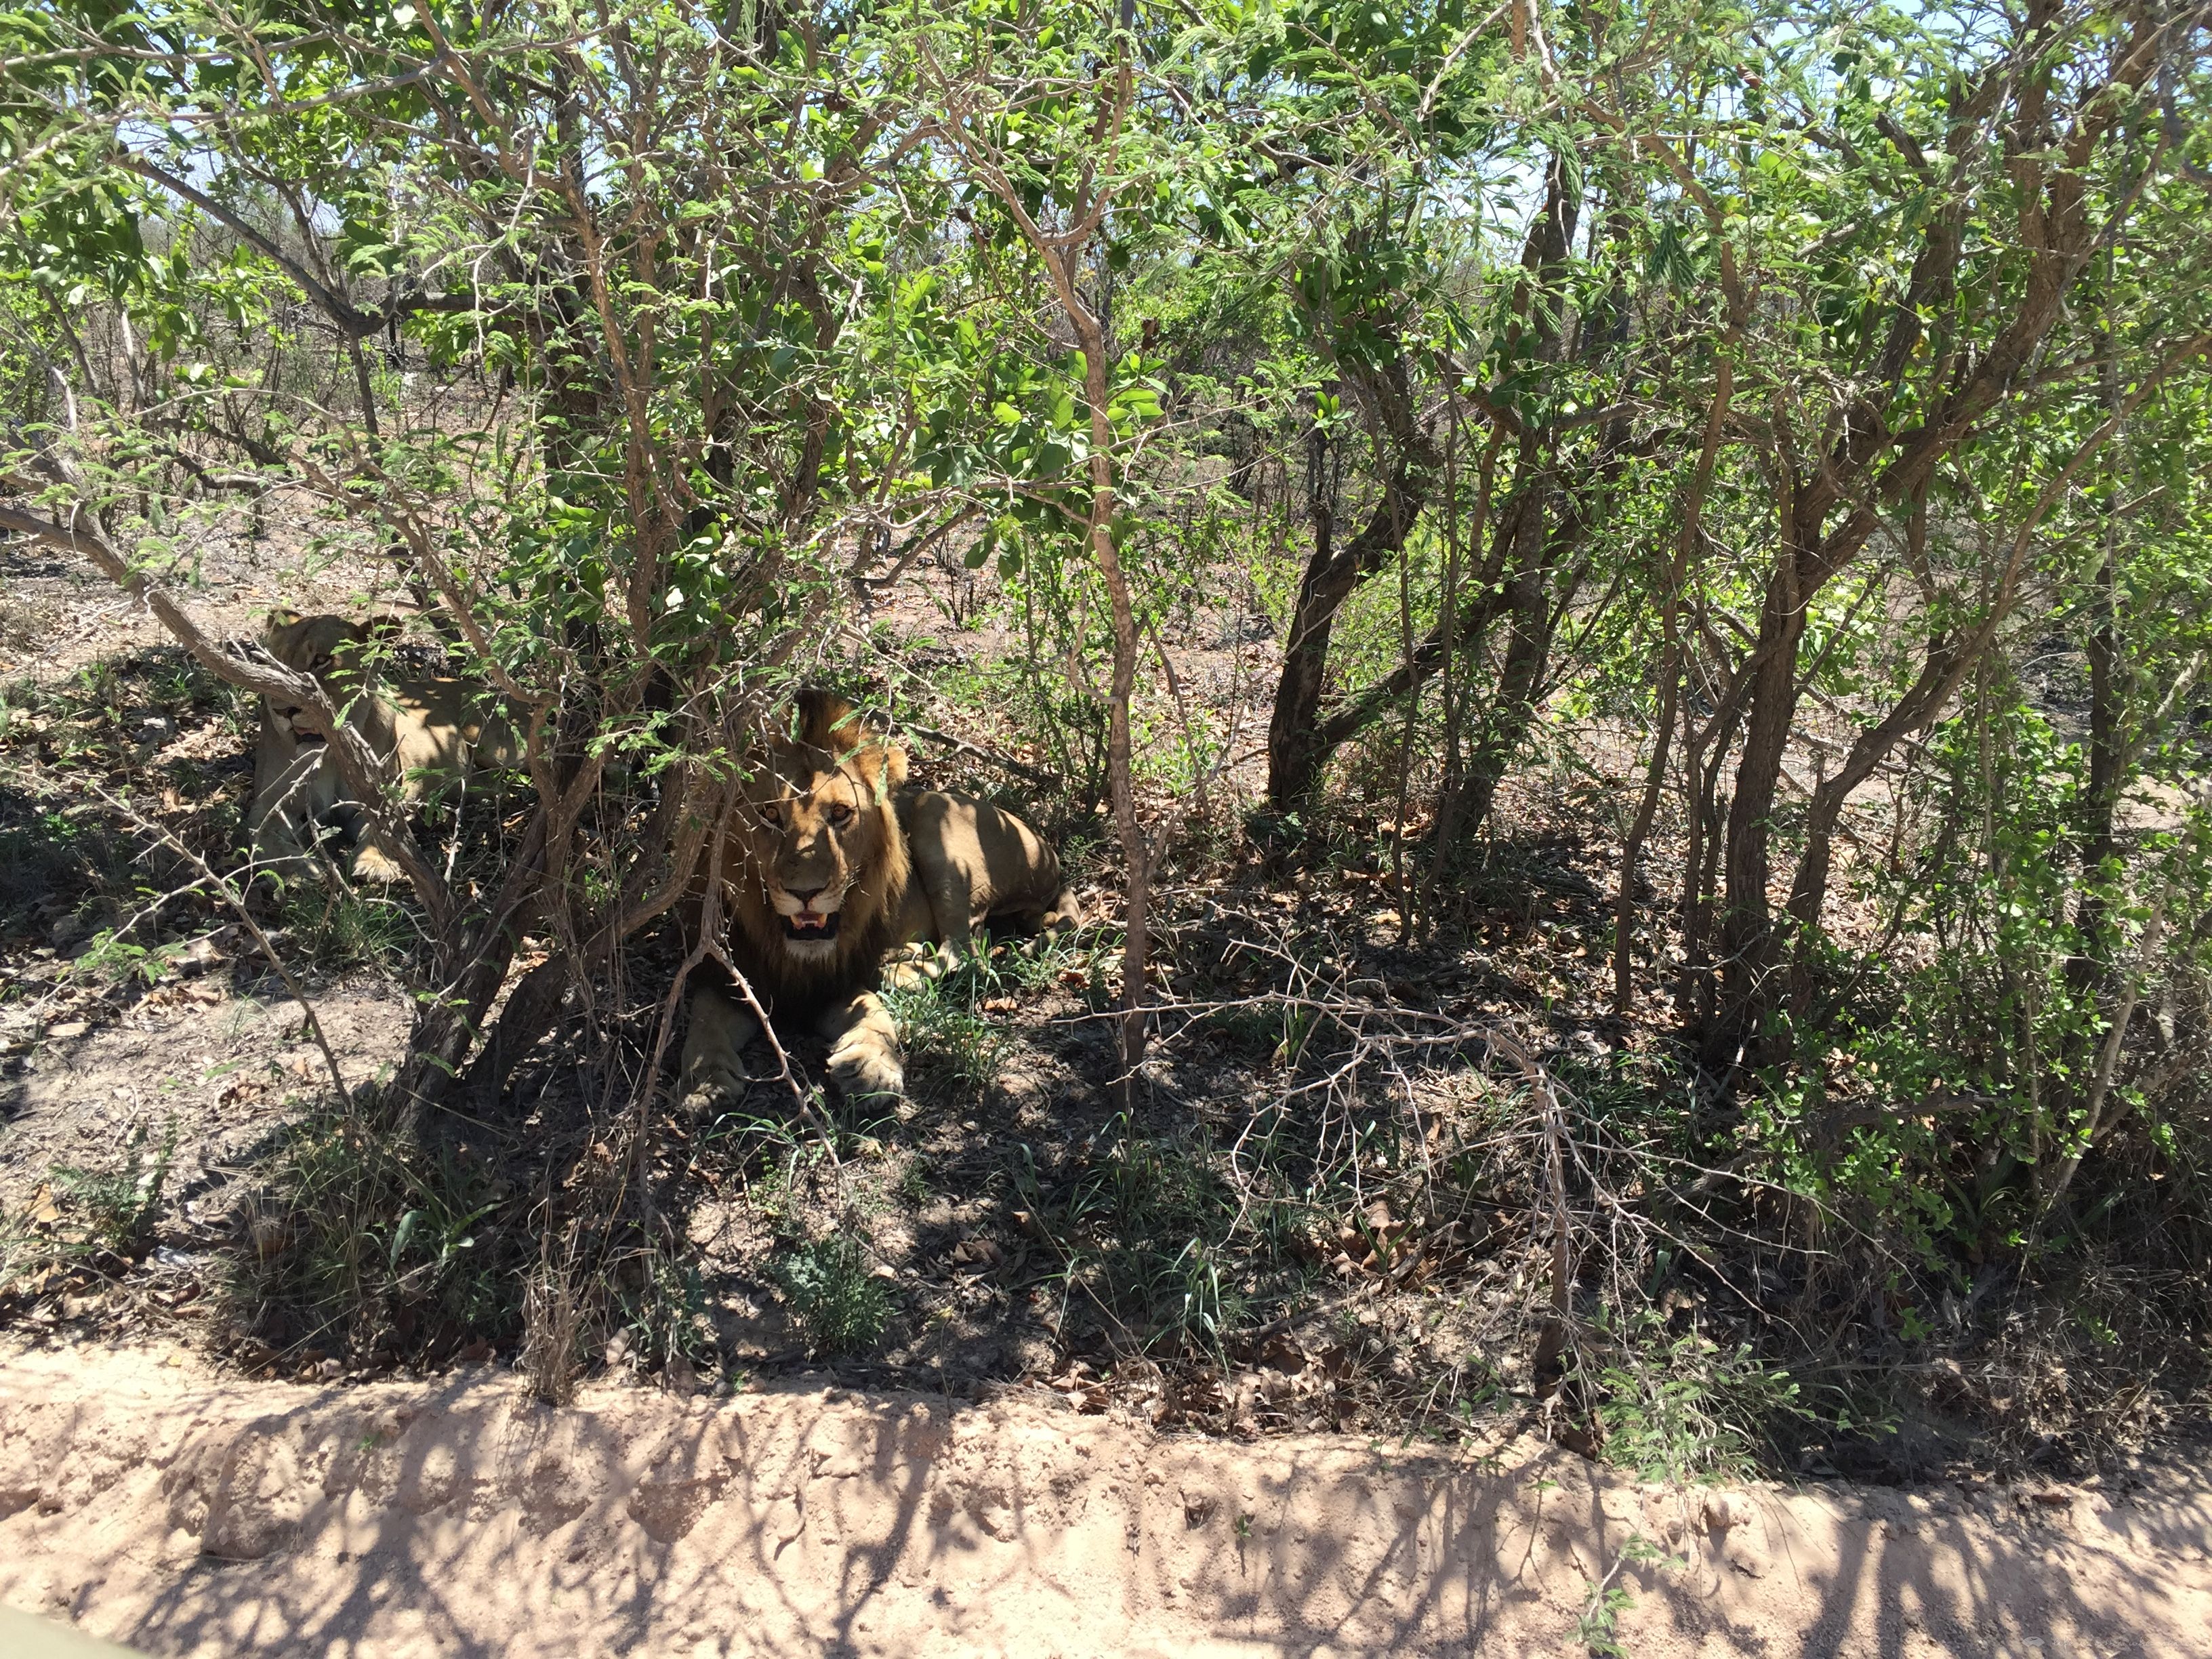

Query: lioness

[248,609,521,882]
[680,690,1078,1104]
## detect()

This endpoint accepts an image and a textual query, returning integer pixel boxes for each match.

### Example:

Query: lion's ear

[264,607,300,637]
[858,707,907,790]
[362,612,406,642]
[792,687,838,744]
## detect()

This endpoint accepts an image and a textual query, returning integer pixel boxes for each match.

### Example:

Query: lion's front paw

[680,989,761,1117]
[678,1051,752,1117]
[825,1031,905,1101]
[1039,887,1083,935]
[886,941,959,991]
[349,843,405,884]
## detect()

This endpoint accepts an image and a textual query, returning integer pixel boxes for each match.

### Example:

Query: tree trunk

[1265,416,1338,810]
[1433,152,1588,849]
[1614,648,1681,1015]
[1265,439,1431,810]
[1269,148,1586,819]
[1706,546,1811,1072]
[1615,351,1731,1015]
[2070,340,2129,998]
[386,813,550,1126]
[1087,391,1149,1103]
[1786,643,1956,949]
[1452,464,1553,841]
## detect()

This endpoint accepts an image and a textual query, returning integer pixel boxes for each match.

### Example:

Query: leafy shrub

[773,1233,888,1356]
[53,1118,179,1254]
[1599,1332,1805,1483]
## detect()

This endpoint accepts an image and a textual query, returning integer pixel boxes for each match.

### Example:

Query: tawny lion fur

[682,689,1078,1103]
[248,610,520,882]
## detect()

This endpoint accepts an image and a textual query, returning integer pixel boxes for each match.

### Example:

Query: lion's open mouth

[780,910,841,942]
[291,730,327,747]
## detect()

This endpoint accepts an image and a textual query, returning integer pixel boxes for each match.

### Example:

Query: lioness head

[728,690,910,972]
[262,610,394,744]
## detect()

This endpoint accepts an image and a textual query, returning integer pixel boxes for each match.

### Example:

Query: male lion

[248,609,520,882]
[680,689,1078,1104]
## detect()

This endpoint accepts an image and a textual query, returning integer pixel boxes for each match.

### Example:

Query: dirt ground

[2,1343,2209,1659]
[0,985,411,1216]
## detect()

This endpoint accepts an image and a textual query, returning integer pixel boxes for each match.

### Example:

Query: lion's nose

[788,885,825,907]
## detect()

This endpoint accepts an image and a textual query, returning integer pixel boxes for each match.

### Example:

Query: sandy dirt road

[1,1344,2207,1658]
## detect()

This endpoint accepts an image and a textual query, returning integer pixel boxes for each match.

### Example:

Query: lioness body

[248,611,520,882]
[680,692,1076,1104]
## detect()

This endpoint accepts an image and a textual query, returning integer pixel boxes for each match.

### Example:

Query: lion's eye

[827,801,855,827]
[758,802,783,827]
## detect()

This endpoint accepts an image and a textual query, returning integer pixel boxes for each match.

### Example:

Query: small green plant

[234,1109,520,1359]
[773,1233,889,1356]
[703,1110,817,1225]
[617,1254,720,1374]
[1156,1236,1233,1360]
[73,927,182,988]
[1020,1116,1272,1356]
[280,882,416,971]
[53,1117,179,1254]
[996,925,1090,994]
[895,1155,932,1208]
[1574,1534,1668,1657]
[1575,1584,1635,1658]
[1202,997,1322,1070]
[1598,1331,1805,1483]
[882,957,1006,1099]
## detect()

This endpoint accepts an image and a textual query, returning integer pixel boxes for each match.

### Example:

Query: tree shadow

[16,1359,2192,1659]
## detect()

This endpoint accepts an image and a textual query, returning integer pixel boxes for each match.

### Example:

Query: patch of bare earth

[0,986,409,1216]
[2,1345,2207,1658]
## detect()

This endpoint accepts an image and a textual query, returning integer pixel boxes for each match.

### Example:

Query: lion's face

[725,692,909,976]
[262,611,382,744]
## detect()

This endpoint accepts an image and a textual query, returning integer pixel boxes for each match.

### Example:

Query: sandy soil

[2,1345,2207,1658]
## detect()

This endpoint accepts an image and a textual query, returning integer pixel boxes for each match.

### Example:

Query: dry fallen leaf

[950,1236,1004,1268]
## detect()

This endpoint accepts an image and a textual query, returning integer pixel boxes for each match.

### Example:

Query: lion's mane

[714,689,912,1018]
